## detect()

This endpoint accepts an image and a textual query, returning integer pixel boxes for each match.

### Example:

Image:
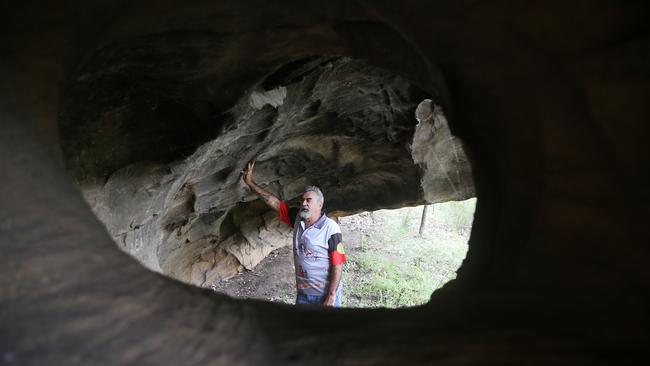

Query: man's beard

[299,208,311,219]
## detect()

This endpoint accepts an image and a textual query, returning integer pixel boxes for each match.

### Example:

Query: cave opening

[59,51,475,308]
[212,199,476,308]
[5,2,648,362]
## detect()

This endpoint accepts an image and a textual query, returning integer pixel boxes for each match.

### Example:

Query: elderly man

[242,161,346,307]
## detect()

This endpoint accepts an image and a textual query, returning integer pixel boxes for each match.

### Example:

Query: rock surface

[413,99,474,203]
[76,57,473,287]
[3,1,648,364]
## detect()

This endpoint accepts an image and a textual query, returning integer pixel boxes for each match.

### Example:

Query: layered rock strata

[76,57,473,287]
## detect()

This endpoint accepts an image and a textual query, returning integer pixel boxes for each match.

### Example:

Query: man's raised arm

[242,161,281,211]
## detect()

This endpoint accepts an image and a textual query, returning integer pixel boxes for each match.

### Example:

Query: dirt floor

[210,245,295,303]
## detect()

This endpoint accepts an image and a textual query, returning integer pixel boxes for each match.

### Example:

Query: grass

[341,198,475,308]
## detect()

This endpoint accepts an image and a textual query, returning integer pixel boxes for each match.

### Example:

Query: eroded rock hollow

[64,56,473,288]
[2,1,648,364]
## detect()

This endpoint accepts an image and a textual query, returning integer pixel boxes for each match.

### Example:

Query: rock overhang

[3,1,649,363]
[61,54,474,287]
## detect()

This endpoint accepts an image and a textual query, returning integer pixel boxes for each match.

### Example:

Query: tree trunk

[419,204,430,237]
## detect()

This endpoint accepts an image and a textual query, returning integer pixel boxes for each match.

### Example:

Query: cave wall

[1,1,648,365]
[78,56,472,287]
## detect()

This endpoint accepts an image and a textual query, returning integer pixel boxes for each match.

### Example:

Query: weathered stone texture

[75,57,472,287]
[1,1,648,365]
[413,99,474,203]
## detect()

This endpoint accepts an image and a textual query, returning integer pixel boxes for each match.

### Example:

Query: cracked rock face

[72,57,474,287]
[413,99,474,203]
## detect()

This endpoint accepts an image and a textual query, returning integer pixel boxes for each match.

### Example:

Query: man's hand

[323,295,336,307]
[242,161,254,186]
[241,160,281,211]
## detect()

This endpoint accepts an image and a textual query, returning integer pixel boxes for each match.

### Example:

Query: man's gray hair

[304,186,324,203]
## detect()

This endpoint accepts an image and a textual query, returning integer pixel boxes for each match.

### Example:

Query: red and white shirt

[279,201,346,295]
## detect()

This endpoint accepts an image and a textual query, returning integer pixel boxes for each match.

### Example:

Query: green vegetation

[341,198,475,308]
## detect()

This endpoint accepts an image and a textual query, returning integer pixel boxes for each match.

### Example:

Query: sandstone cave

[1,1,648,365]
[60,54,474,296]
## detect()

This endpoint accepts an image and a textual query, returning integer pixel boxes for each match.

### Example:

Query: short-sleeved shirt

[279,201,346,296]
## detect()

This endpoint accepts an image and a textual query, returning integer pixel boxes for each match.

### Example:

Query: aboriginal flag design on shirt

[327,233,346,265]
[279,201,298,228]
